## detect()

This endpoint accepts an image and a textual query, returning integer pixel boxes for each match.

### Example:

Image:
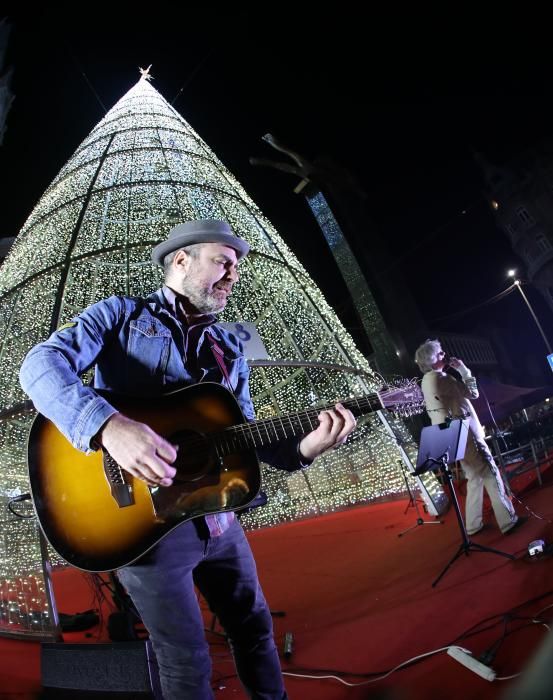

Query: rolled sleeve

[258,439,312,472]
[74,393,119,452]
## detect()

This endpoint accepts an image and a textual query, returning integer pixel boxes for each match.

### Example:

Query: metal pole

[515,281,553,354]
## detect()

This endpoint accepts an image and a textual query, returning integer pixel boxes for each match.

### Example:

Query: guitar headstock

[378,379,425,417]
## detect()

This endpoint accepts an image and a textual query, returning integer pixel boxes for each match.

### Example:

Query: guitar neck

[214,393,382,455]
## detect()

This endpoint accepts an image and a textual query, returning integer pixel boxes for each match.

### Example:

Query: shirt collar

[162,285,216,328]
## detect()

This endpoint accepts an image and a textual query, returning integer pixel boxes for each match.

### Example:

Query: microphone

[443,364,463,382]
[283,632,294,658]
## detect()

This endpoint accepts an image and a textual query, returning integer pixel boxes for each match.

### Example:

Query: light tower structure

[0,72,446,638]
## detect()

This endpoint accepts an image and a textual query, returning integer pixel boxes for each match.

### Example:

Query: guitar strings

[163,385,422,458]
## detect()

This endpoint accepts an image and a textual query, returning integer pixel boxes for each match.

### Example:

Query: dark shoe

[502,516,528,535]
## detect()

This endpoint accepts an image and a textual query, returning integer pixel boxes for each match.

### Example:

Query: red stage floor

[1,464,552,700]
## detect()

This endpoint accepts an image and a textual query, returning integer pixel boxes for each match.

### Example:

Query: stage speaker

[41,640,162,697]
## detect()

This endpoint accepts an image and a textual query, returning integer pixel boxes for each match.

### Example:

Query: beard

[179,278,228,314]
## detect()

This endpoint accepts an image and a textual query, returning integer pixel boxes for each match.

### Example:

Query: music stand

[414,419,514,588]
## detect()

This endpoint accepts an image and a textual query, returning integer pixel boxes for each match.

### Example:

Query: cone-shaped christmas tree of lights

[0,72,445,637]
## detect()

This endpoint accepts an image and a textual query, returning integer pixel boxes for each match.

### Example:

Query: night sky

[2,9,553,382]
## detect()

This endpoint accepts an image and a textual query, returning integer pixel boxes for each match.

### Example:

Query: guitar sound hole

[170,430,217,482]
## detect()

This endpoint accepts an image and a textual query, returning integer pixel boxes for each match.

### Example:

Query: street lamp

[507,270,552,354]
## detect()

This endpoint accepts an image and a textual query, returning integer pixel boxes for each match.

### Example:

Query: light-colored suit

[421,368,517,534]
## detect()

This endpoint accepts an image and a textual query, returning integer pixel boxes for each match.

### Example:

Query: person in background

[20,219,357,700]
[414,338,523,536]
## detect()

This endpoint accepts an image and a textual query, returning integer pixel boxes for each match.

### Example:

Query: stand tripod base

[432,538,514,588]
[398,459,444,537]
[398,517,444,537]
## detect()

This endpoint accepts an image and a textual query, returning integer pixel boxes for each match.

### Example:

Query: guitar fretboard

[212,394,382,456]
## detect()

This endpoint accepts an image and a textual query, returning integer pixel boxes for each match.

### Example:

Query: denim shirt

[19,289,306,471]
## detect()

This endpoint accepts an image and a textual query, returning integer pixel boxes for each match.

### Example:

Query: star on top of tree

[139,65,154,82]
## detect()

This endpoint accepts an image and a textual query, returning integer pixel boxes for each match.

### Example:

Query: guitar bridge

[103,452,134,507]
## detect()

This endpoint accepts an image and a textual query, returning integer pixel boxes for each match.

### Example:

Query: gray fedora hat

[151,219,250,267]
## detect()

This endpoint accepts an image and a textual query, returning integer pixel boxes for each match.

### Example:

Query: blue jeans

[117,517,287,700]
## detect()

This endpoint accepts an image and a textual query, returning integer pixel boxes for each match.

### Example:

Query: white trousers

[460,432,517,534]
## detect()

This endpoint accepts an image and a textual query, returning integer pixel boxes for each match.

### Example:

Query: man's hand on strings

[97,413,177,487]
[298,403,356,462]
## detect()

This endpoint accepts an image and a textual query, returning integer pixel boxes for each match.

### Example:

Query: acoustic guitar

[28,380,423,572]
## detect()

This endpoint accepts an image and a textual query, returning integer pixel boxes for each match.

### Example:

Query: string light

[0,77,444,635]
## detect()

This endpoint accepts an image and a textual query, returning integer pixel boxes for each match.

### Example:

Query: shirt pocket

[126,319,172,388]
